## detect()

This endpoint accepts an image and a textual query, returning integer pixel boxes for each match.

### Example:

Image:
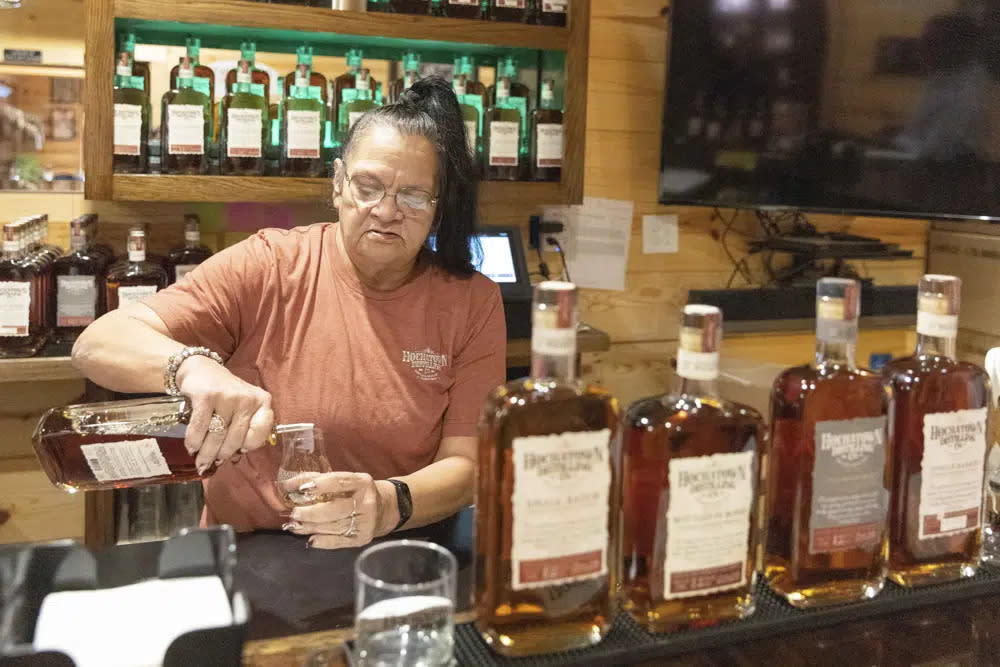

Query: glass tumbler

[354,540,457,667]
[273,423,334,508]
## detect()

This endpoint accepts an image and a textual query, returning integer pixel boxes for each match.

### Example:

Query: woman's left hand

[279,472,397,549]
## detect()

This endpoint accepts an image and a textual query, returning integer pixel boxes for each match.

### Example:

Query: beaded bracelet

[164,346,224,396]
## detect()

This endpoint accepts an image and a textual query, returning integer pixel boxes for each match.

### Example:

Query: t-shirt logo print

[402,348,449,381]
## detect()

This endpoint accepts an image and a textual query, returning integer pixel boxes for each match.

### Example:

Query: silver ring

[340,514,358,538]
[208,413,227,434]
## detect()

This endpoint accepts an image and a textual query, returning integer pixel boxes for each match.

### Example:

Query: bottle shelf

[111,174,566,203]
[114,0,569,54]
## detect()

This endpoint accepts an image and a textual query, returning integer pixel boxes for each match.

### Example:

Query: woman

[72,77,506,549]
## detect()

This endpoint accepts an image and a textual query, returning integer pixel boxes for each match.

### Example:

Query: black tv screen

[660,0,1000,220]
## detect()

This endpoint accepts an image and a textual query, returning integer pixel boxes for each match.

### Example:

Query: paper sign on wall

[643,214,679,254]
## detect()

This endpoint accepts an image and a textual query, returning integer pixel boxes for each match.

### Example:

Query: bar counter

[234,507,1000,666]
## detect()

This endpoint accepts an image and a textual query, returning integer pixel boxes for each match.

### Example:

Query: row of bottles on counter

[113,35,563,181]
[0,214,212,358]
[368,0,568,25]
[31,274,994,656]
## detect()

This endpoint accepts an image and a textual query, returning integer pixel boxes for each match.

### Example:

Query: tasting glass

[354,540,458,667]
[273,423,333,508]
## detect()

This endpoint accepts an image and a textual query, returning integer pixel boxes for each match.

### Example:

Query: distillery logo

[677,466,747,503]
[930,420,984,451]
[820,428,882,465]
[402,348,449,381]
[524,447,603,481]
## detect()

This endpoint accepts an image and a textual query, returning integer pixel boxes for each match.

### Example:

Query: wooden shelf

[112,174,566,204]
[114,0,569,52]
[0,357,79,383]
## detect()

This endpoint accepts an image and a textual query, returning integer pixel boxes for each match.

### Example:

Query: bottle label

[532,309,575,356]
[349,110,366,129]
[918,408,988,539]
[167,104,205,155]
[453,79,466,97]
[0,281,31,336]
[543,0,568,12]
[56,275,97,328]
[286,110,322,158]
[449,0,477,4]
[662,451,755,600]
[226,108,263,158]
[489,121,519,166]
[174,264,198,282]
[464,120,477,155]
[809,416,888,554]
[511,429,611,590]
[184,230,200,243]
[676,350,719,381]
[81,438,171,482]
[816,297,856,342]
[917,295,958,338]
[535,123,563,168]
[497,0,526,6]
[117,284,158,309]
[113,103,142,156]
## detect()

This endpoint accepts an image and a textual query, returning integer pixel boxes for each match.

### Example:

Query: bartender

[72,77,506,549]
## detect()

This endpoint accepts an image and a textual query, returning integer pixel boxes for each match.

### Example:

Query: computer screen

[426,231,520,284]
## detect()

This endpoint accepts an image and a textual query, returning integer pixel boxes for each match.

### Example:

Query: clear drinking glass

[354,540,457,667]
[273,423,334,508]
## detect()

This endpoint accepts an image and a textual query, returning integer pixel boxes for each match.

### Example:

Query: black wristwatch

[386,479,413,532]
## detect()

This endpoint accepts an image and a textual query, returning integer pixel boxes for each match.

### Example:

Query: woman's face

[333,124,439,277]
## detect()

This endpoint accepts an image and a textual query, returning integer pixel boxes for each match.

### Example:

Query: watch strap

[386,478,413,532]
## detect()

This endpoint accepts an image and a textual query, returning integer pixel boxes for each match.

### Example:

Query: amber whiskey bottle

[105,228,167,312]
[283,46,328,105]
[221,59,269,176]
[331,50,377,137]
[764,278,891,608]
[162,57,210,175]
[52,216,104,344]
[476,281,618,656]
[281,64,326,177]
[169,37,215,110]
[166,214,213,285]
[531,79,562,182]
[883,275,990,587]
[112,37,150,174]
[484,77,522,181]
[621,305,762,632]
[454,56,487,109]
[225,42,271,110]
[389,52,421,104]
[0,223,45,358]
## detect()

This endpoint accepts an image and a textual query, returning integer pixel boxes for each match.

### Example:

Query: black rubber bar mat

[451,563,1000,666]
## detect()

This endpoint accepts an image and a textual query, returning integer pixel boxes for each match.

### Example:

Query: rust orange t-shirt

[143,223,506,531]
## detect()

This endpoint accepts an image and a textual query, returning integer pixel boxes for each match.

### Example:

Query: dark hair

[341,75,478,277]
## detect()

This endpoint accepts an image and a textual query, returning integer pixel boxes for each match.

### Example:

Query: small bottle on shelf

[764,278,891,608]
[85,217,115,272]
[444,0,486,19]
[454,55,488,107]
[531,79,562,182]
[105,227,167,312]
[487,56,531,106]
[883,275,990,587]
[484,76,522,181]
[225,42,271,110]
[281,64,326,177]
[453,74,482,163]
[620,305,763,632]
[490,0,528,22]
[537,0,567,26]
[166,214,213,285]
[169,36,215,110]
[476,281,618,656]
[52,215,105,344]
[0,222,45,358]
[221,59,269,176]
[331,50,376,137]
[283,46,328,105]
[339,68,377,141]
[389,51,422,104]
[23,217,54,348]
[113,35,150,174]
[162,56,211,175]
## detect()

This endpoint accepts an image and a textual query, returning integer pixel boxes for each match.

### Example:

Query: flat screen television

[659,0,1000,220]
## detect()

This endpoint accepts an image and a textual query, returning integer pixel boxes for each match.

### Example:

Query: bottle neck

[530,349,575,382]
[185,232,199,248]
[540,93,556,110]
[815,338,857,368]
[917,333,957,360]
[676,374,719,399]
[69,234,86,252]
[177,75,193,90]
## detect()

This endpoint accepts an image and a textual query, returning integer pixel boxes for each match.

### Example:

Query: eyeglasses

[344,167,438,216]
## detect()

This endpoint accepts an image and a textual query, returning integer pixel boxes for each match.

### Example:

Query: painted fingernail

[298,481,317,492]
[282,522,301,531]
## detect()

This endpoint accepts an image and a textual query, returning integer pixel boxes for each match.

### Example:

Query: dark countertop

[237,507,1000,666]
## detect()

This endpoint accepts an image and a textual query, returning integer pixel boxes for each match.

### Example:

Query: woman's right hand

[176,355,275,473]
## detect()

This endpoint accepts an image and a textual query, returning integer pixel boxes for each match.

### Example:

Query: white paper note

[642,214,679,254]
[541,199,633,291]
